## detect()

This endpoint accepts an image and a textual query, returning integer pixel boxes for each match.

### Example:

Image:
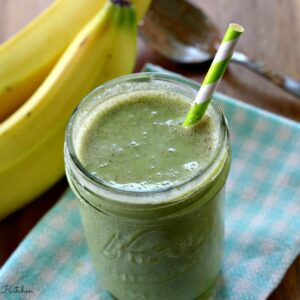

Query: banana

[0,0,137,219]
[0,0,106,122]
[0,0,151,122]
[134,0,152,21]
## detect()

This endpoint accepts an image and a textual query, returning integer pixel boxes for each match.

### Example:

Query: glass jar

[64,73,231,300]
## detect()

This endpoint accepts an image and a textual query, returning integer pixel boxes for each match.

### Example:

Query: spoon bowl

[140,0,219,64]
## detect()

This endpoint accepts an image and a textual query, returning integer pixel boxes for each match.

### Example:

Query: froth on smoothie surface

[76,90,221,192]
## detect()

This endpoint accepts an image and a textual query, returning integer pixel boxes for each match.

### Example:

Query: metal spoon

[139,0,300,98]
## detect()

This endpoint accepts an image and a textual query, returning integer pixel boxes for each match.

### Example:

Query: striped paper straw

[183,23,244,127]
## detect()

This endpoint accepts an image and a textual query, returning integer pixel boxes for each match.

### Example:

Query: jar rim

[65,72,230,206]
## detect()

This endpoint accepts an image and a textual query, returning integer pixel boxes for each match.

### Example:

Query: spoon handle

[231,52,300,98]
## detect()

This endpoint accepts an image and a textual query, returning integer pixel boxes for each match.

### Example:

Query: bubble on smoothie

[183,161,199,172]
[153,121,165,126]
[130,141,139,147]
[110,180,175,192]
[158,181,171,188]
[100,163,109,168]
[112,144,123,152]
[165,119,177,126]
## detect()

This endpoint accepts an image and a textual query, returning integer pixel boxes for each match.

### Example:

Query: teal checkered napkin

[1,64,300,300]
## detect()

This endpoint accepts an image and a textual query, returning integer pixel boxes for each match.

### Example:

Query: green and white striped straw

[183,23,244,127]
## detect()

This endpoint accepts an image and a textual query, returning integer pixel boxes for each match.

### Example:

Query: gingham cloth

[1,64,300,300]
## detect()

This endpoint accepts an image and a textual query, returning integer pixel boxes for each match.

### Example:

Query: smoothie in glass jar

[65,73,231,300]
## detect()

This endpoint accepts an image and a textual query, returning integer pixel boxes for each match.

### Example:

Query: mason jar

[64,73,231,300]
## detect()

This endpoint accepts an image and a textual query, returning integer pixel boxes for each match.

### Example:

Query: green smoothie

[77,90,220,194]
[65,73,231,300]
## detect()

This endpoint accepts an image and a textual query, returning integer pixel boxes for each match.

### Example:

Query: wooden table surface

[1,0,300,299]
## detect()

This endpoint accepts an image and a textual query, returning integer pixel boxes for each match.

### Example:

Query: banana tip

[111,0,132,7]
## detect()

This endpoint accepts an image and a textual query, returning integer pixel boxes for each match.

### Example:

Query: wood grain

[0,0,299,299]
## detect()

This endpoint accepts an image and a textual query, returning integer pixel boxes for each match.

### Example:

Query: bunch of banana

[0,0,151,121]
[0,0,152,219]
